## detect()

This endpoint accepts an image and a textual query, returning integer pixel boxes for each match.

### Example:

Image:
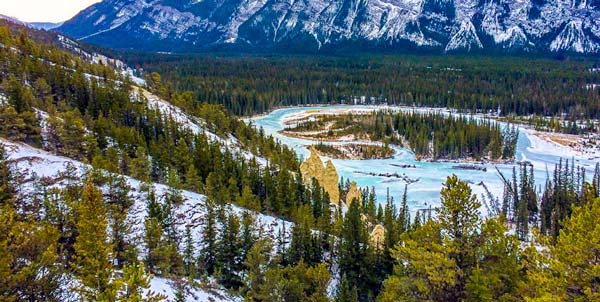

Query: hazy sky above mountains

[0,0,101,23]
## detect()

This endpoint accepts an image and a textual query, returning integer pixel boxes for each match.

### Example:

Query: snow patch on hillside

[445,20,483,52]
[136,88,267,166]
[1,138,291,301]
[550,20,600,53]
[149,277,240,302]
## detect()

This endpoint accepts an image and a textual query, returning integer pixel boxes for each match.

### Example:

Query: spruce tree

[73,179,120,301]
[0,146,62,302]
[183,226,196,279]
[216,212,242,289]
[120,262,165,302]
[106,175,134,268]
[339,200,371,300]
[200,199,218,275]
[436,174,481,301]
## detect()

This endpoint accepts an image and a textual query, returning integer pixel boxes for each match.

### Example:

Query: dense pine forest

[1,22,600,302]
[285,111,519,160]
[312,142,395,160]
[130,54,600,118]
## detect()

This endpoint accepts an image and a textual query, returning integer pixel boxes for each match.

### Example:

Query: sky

[0,0,101,23]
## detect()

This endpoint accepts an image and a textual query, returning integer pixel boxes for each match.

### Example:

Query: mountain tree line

[0,25,316,222]
[130,54,600,119]
[501,160,600,241]
[287,111,519,160]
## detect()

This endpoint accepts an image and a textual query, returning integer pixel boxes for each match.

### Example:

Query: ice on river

[250,106,598,215]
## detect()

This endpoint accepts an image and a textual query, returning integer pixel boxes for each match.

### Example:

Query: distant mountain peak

[56,0,600,54]
[0,14,63,30]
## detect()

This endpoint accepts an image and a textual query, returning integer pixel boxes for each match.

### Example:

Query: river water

[250,106,598,214]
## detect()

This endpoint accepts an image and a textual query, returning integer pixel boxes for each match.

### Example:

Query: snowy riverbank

[250,105,599,215]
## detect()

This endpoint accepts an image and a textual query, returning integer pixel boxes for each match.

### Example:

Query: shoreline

[277,108,517,164]
[311,143,395,160]
[278,106,599,161]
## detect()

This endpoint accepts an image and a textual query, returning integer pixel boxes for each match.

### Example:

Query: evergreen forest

[0,22,600,302]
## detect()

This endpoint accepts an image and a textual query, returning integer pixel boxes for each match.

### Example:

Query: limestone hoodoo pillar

[323,160,340,205]
[300,147,340,205]
[345,181,362,206]
[370,224,385,250]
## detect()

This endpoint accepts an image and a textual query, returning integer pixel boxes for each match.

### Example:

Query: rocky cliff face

[323,160,340,204]
[300,148,340,205]
[58,0,600,54]
[370,224,386,249]
[346,181,362,206]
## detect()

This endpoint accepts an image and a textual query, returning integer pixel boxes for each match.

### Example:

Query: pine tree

[0,105,26,141]
[216,212,243,289]
[243,238,272,301]
[0,146,62,302]
[183,226,196,279]
[56,110,90,161]
[339,200,372,300]
[200,199,218,275]
[379,221,456,302]
[526,197,600,301]
[436,174,481,302]
[465,217,522,302]
[130,147,151,182]
[73,179,120,301]
[204,172,220,203]
[120,262,165,302]
[184,164,202,193]
[237,185,260,211]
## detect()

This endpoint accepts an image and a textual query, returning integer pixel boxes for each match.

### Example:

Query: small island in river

[280,109,519,163]
[311,142,395,160]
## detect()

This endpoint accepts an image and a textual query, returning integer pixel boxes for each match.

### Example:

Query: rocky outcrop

[346,181,362,206]
[59,0,600,54]
[370,224,385,249]
[300,147,340,205]
[323,160,340,204]
[300,147,325,183]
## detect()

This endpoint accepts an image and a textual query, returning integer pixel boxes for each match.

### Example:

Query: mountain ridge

[56,0,600,54]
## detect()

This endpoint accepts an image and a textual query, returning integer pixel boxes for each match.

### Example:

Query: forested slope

[1,22,600,302]
[133,55,600,118]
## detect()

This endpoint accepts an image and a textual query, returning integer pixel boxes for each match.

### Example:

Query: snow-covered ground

[149,277,240,302]
[521,128,581,158]
[138,88,267,166]
[2,138,291,302]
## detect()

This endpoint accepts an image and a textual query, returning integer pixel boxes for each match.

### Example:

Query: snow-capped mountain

[0,14,63,30]
[56,0,600,54]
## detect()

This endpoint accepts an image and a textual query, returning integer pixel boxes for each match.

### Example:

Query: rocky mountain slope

[56,0,600,53]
